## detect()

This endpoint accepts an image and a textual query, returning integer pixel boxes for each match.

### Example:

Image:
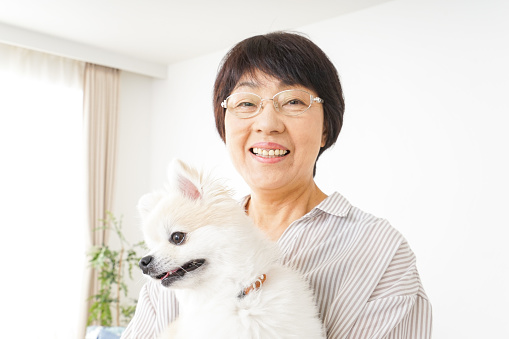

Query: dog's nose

[139,255,153,274]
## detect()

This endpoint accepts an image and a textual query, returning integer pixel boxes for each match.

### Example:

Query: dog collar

[239,274,267,298]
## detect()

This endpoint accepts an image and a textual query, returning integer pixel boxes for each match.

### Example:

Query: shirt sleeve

[121,279,180,339]
[121,281,157,339]
[327,239,432,338]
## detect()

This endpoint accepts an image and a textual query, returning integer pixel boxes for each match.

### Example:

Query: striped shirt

[121,192,432,338]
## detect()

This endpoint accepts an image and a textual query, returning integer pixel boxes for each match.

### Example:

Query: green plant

[87,211,146,327]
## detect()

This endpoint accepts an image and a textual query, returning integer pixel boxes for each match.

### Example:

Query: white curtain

[0,43,86,338]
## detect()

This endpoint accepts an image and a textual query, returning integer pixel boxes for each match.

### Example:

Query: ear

[168,159,202,201]
[137,191,165,221]
[321,124,328,148]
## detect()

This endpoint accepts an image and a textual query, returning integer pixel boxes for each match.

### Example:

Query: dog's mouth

[154,259,206,287]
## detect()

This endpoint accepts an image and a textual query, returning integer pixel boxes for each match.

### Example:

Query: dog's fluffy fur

[138,160,325,339]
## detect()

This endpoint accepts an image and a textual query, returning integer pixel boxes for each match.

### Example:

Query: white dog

[137,160,325,339]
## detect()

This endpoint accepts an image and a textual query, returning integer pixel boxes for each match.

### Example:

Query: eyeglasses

[221,89,324,118]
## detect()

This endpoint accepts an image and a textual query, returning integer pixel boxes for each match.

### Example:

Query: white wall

[113,70,154,298]
[116,0,509,337]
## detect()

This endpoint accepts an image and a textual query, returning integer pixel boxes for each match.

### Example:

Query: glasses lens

[226,93,261,118]
[275,90,312,116]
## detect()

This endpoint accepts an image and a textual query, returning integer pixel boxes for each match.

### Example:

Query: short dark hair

[213,31,344,172]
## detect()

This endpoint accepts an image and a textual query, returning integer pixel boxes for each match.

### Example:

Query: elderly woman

[122,32,432,338]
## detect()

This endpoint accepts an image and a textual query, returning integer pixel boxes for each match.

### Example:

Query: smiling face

[224,71,326,194]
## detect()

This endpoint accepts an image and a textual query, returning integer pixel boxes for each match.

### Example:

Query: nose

[253,100,285,134]
[139,255,153,274]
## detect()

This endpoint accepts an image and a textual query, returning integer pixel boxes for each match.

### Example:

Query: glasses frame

[221,89,324,118]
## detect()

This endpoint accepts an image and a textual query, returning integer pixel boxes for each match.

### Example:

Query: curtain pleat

[80,63,120,334]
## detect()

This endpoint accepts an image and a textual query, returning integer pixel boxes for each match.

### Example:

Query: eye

[170,232,186,245]
[234,101,257,111]
[282,97,307,107]
[227,93,260,114]
[239,101,255,107]
[287,99,305,105]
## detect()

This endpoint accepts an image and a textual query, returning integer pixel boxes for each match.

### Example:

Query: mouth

[250,147,289,158]
[154,259,206,287]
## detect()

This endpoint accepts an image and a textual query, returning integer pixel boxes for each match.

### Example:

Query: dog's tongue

[161,268,179,280]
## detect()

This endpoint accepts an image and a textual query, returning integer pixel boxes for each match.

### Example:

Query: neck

[247,181,327,241]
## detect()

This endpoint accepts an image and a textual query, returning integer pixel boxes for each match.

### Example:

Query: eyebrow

[234,80,260,90]
[233,78,293,93]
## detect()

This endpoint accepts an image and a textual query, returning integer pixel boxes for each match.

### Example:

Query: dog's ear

[137,191,165,221]
[168,159,202,201]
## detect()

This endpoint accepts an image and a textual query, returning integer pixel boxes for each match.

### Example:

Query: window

[0,44,86,338]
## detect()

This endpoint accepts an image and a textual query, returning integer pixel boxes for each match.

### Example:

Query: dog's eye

[170,232,186,245]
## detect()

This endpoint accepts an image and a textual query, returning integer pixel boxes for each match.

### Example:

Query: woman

[122,32,432,338]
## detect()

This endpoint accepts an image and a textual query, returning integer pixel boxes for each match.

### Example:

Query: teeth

[252,148,288,157]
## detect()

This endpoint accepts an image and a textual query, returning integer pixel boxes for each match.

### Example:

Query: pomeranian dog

[137,159,325,339]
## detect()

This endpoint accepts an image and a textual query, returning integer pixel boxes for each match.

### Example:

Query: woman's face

[224,71,326,194]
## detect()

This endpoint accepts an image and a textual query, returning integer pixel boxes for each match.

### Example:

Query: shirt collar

[312,191,352,218]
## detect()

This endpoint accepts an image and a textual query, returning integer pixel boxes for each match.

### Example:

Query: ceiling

[0,0,393,66]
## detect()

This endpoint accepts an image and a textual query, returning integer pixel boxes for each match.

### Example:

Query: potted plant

[86,212,146,337]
